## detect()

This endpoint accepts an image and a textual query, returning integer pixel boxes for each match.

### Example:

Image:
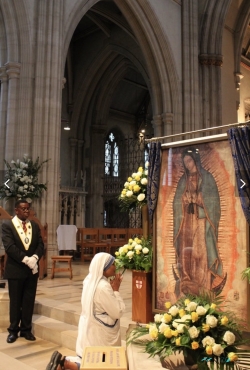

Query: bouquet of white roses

[0,155,49,203]
[128,294,247,369]
[115,236,152,272]
[118,162,148,211]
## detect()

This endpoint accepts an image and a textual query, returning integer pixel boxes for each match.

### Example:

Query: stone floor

[0,260,135,370]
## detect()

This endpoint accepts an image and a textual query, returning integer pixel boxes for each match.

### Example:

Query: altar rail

[76,227,143,262]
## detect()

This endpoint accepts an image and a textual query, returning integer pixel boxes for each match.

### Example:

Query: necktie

[22,221,27,234]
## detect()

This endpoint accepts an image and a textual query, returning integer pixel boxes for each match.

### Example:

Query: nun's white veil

[80,252,115,318]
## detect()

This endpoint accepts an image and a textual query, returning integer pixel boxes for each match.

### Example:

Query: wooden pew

[76,227,143,259]
[77,228,109,262]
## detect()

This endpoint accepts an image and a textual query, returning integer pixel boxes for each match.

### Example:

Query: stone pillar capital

[5,62,21,79]
[199,54,223,67]
[234,72,244,90]
[0,66,7,82]
[162,112,174,124]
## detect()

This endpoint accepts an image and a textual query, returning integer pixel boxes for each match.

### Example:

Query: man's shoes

[7,333,17,343]
[20,332,36,341]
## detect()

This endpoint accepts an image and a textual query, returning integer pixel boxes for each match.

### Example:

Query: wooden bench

[76,227,143,258]
[76,228,109,262]
[51,255,73,279]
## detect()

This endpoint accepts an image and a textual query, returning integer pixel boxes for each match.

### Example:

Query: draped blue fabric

[227,126,250,224]
[147,142,161,225]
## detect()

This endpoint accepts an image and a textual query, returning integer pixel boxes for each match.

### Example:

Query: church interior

[0,0,250,369]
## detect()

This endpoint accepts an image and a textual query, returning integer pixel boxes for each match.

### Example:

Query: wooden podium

[132,270,154,323]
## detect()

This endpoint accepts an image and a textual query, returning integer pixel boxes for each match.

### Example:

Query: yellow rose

[171,330,178,337]
[149,328,158,339]
[179,308,186,317]
[206,346,213,355]
[210,303,216,309]
[136,250,141,255]
[128,177,132,182]
[165,302,172,309]
[135,175,141,181]
[221,316,229,325]
[138,167,143,172]
[115,251,119,256]
[164,328,172,338]
[176,337,181,346]
[122,189,126,195]
[163,313,172,323]
[129,239,133,243]
[202,323,210,332]
[191,312,199,322]
[133,184,141,192]
[228,352,238,362]
[129,185,133,190]
[184,299,190,306]
[191,341,199,350]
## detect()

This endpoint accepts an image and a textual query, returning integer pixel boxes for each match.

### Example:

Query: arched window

[105,132,119,177]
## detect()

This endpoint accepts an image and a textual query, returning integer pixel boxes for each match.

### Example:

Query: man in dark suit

[2,199,44,343]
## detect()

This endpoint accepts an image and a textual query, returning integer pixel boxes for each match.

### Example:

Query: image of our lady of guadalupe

[172,147,227,298]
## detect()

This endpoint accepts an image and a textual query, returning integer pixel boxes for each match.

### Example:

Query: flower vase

[141,204,149,238]
[132,270,154,323]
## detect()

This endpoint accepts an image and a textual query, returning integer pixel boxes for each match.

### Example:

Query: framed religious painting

[153,133,249,324]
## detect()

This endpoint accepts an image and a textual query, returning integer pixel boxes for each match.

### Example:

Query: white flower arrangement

[115,236,152,272]
[128,294,247,369]
[118,162,148,211]
[0,154,49,202]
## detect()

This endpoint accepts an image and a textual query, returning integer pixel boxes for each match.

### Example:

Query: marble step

[34,297,130,347]
[34,297,80,327]
[32,314,78,351]
[0,290,9,327]
[0,331,76,370]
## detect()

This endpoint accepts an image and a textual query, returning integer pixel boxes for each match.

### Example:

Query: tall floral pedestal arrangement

[132,270,154,323]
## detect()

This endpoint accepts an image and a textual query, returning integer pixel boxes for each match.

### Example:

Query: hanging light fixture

[61,119,70,130]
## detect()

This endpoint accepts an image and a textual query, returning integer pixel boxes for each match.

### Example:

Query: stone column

[0,66,8,170]
[69,138,77,186]
[4,62,21,160]
[162,112,174,142]
[89,124,106,227]
[182,0,200,134]
[77,140,84,187]
[199,54,223,130]
[152,115,162,138]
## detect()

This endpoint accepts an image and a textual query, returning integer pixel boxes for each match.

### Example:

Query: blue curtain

[227,126,250,224]
[147,142,161,225]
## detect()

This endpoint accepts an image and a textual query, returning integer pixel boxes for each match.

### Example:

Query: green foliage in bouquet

[241,250,250,284]
[115,236,152,272]
[118,163,148,212]
[0,155,49,203]
[241,266,250,283]
[128,293,248,369]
